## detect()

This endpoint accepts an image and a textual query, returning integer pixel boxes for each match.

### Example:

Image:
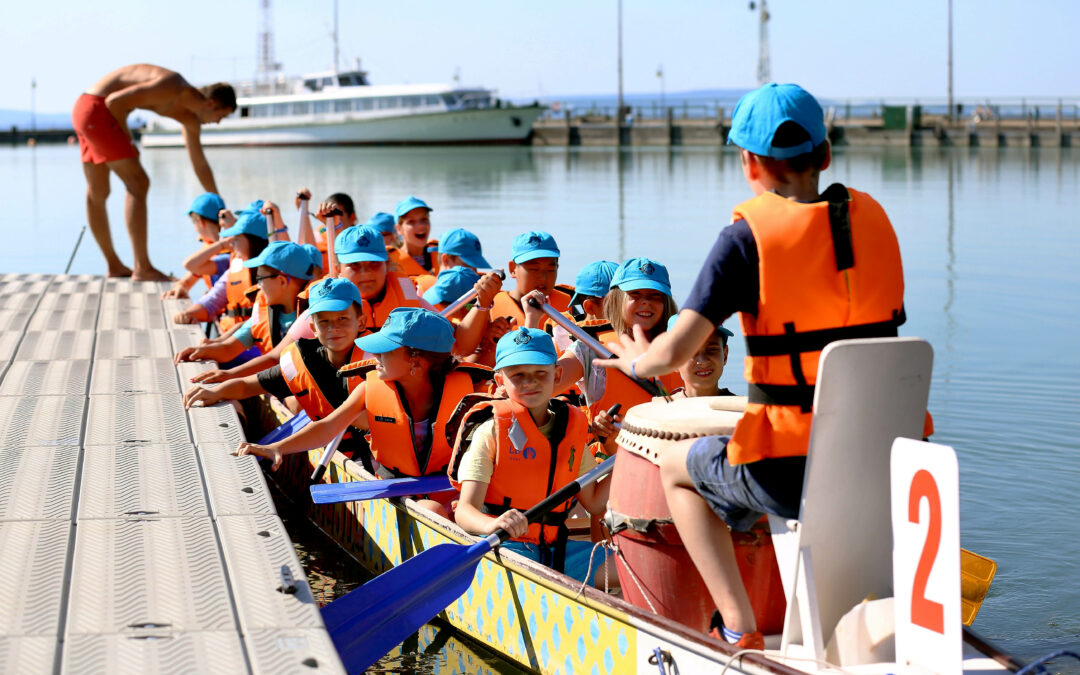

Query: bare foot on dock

[107,263,133,278]
[131,266,174,282]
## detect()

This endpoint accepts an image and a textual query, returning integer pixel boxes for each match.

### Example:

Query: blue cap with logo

[243,241,314,279]
[610,257,672,297]
[571,260,618,304]
[301,244,324,270]
[187,192,225,221]
[220,210,269,239]
[394,195,432,220]
[366,212,397,234]
[726,83,827,160]
[438,228,490,269]
[307,277,363,314]
[355,307,455,354]
[511,231,560,264]
[336,225,388,263]
[667,314,733,341]
[423,266,481,306]
[494,327,558,371]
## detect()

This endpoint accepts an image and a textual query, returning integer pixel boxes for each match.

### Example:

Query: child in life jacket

[413,227,491,297]
[550,260,619,354]
[234,307,488,516]
[387,195,439,277]
[184,277,373,466]
[162,192,228,300]
[176,241,314,364]
[490,231,572,329]
[668,317,736,399]
[312,192,359,269]
[526,257,681,425]
[449,328,610,585]
[596,83,923,649]
[170,208,269,336]
[422,266,481,316]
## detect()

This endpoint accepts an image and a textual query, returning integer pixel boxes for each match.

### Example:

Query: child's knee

[659,438,695,486]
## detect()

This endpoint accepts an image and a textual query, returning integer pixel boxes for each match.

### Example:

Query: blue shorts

[502,539,610,585]
[685,435,806,532]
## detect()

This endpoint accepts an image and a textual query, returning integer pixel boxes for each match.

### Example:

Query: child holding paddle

[448,328,612,585]
[234,307,490,516]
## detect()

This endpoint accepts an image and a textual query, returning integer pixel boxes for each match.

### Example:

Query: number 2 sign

[891,438,962,675]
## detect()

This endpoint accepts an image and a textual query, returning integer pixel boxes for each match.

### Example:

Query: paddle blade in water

[323,539,492,673]
[310,476,454,504]
[256,411,310,445]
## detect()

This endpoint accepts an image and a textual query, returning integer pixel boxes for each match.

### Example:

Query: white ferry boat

[141,67,545,147]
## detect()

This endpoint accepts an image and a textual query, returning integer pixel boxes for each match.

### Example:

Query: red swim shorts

[71,94,139,164]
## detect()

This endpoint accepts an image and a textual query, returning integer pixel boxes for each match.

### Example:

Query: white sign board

[891,438,962,675]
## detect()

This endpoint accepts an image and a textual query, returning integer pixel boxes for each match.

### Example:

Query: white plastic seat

[767,337,933,660]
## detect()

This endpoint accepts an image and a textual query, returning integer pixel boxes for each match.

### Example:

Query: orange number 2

[907,469,945,633]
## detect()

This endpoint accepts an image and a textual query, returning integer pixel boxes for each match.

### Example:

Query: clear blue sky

[4,0,1077,113]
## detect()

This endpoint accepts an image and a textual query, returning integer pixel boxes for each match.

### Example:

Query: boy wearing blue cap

[448,328,610,585]
[170,207,269,334]
[185,277,374,465]
[236,307,488,517]
[490,231,572,329]
[598,83,910,649]
[163,192,229,300]
[413,227,491,297]
[365,212,398,247]
[387,195,440,277]
[567,260,618,324]
[422,266,481,315]
[178,241,314,364]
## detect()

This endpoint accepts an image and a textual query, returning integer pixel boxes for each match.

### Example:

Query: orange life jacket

[249,284,308,354]
[221,255,255,332]
[448,398,588,546]
[364,369,475,476]
[279,340,366,422]
[366,272,424,329]
[195,236,219,292]
[585,329,683,421]
[413,274,438,297]
[729,185,906,465]
[387,241,440,279]
[490,289,572,328]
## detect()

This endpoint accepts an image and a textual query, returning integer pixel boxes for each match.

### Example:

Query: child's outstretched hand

[489,509,528,538]
[190,369,230,385]
[234,442,283,471]
[184,384,221,410]
[161,284,189,300]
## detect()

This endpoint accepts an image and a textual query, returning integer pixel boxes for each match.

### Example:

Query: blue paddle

[310,476,454,504]
[256,410,311,445]
[321,455,615,674]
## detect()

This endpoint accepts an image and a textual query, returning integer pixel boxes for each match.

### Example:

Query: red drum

[607,396,786,635]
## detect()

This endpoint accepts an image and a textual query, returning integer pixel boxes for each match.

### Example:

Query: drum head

[615,396,745,464]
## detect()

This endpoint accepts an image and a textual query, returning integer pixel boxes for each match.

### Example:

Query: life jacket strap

[747,382,816,413]
[225,307,253,318]
[743,317,899,357]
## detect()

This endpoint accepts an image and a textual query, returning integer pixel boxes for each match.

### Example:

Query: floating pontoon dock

[0,274,344,674]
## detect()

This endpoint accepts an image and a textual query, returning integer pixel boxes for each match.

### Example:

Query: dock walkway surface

[0,274,344,674]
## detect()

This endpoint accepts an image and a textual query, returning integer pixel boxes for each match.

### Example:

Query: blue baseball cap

[494,327,558,371]
[511,231,560,264]
[187,193,225,221]
[307,277,363,314]
[366,212,397,235]
[668,314,733,340]
[233,199,265,215]
[423,266,481,306]
[438,228,490,269]
[610,257,672,297]
[394,195,432,220]
[726,83,827,160]
[355,307,455,354]
[336,226,388,263]
[571,260,618,304]
[301,244,324,270]
[220,210,269,239]
[243,241,314,279]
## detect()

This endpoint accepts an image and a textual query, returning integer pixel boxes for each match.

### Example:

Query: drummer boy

[450,328,613,585]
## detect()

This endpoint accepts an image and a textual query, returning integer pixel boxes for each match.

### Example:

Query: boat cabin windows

[334,99,352,113]
[425,95,441,106]
[378,97,399,110]
[313,100,331,114]
[292,102,310,115]
[233,92,452,120]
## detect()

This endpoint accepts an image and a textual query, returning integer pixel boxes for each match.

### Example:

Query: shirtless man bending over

[73,64,236,280]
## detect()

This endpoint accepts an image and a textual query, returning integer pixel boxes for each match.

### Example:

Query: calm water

[3,143,1078,663]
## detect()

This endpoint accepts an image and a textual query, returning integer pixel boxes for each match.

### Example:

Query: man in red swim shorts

[73,64,236,280]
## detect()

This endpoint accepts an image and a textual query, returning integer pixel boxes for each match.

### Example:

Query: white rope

[609,540,658,614]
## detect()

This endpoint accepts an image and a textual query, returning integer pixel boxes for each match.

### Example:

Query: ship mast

[333,0,341,74]
[257,0,281,83]
[751,0,771,85]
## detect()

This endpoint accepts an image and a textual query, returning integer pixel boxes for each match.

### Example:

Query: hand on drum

[489,509,529,539]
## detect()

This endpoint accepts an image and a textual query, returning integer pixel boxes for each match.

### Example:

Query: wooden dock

[0,274,344,674]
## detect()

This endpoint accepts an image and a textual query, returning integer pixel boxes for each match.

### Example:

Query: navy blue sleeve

[682,219,759,325]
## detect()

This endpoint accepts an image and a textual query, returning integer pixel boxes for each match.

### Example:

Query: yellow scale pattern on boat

[295,450,638,675]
